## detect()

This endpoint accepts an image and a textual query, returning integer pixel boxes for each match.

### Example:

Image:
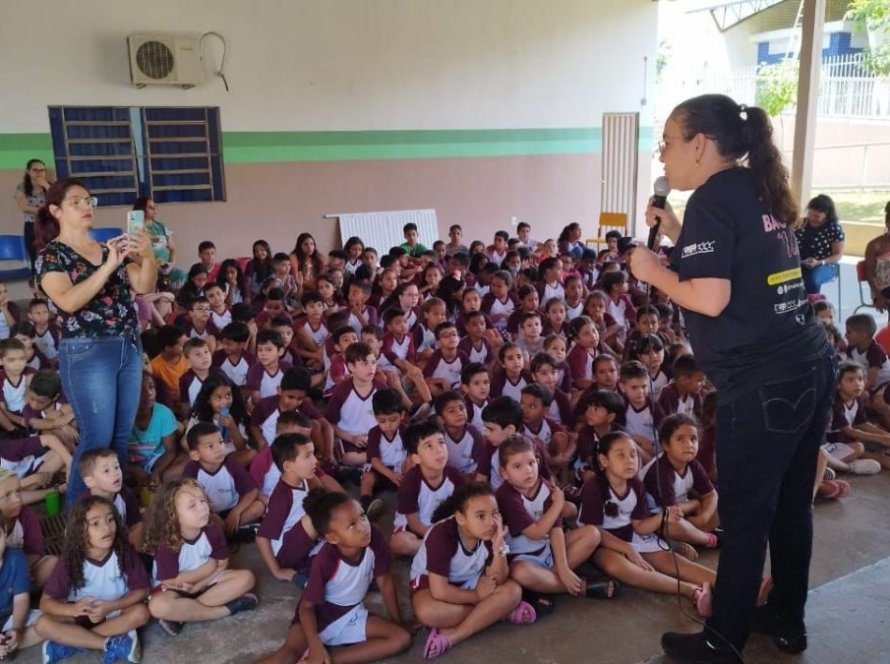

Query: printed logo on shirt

[681,241,715,258]
[776,280,804,295]
[774,299,805,315]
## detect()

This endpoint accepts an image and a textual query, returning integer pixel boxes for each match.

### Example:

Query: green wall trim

[1,126,654,168]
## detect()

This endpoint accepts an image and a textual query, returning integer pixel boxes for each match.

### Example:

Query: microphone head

[653,176,671,197]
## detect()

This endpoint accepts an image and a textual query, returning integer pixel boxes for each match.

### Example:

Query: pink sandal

[757,576,773,607]
[694,582,713,617]
[423,628,453,660]
[507,600,537,625]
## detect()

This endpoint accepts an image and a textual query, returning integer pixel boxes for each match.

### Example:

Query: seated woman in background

[133,197,187,291]
[864,200,890,322]
[794,193,845,295]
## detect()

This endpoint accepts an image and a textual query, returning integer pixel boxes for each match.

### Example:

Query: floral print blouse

[35,240,139,340]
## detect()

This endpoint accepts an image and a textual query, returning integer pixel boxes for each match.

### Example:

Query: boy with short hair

[183,422,265,537]
[478,396,551,490]
[22,369,78,450]
[378,308,416,373]
[323,326,358,398]
[520,384,570,473]
[529,352,574,426]
[198,240,220,281]
[27,299,59,365]
[846,313,890,428]
[458,309,494,368]
[256,288,292,330]
[618,360,664,462]
[517,221,539,250]
[345,280,378,334]
[623,305,662,361]
[657,355,706,421]
[204,282,232,330]
[0,338,36,433]
[149,326,190,403]
[271,315,299,367]
[422,322,469,396]
[247,329,291,405]
[389,421,464,556]
[213,321,256,392]
[516,311,544,359]
[506,285,540,337]
[576,389,627,473]
[445,224,467,256]
[358,388,409,519]
[461,362,491,431]
[249,367,329,453]
[256,433,324,586]
[10,323,44,372]
[400,222,428,258]
[434,390,485,478]
[178,338,219,418]
[294,291,328,367]
[487,230,510,265]
[80,448,142,546]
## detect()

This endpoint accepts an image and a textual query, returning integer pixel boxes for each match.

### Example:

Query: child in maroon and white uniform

[435,391,485,478]
[423,322,469,396]
[358,389,409,519]
[461,363,491,431]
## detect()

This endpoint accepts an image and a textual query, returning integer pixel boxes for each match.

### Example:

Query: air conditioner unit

[127,33,205,88]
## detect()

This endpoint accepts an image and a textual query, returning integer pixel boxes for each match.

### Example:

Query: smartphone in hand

[126,210,145,236]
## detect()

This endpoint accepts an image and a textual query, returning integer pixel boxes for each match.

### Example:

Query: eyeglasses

[64,196,98,209]
[657,134,686,155]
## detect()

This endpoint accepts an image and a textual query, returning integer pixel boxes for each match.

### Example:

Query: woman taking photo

[794,193,845,295]
[35,178,156,508]
[13,159,52,275]
[630,94,835,663]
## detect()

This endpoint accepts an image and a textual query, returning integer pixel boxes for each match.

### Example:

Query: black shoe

[661,631,738,664]
[158,619,183,637]
[750,605,808,654]
[335,465,363,486]
[235,523,259,543]
[225,592,259,616]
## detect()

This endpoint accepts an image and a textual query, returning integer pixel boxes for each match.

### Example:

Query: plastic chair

[89,227,124,243]
[586,212,629,248]
[0,235,31,281]
[854,260,875,314]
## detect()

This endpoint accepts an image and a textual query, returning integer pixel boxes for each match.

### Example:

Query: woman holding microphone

[630,94,835,663]
[35,178,156,508]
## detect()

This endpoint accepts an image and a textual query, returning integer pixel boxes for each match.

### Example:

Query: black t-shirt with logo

[669,168,829,404]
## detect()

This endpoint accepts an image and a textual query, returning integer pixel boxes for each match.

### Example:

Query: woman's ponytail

[742,106,798,226]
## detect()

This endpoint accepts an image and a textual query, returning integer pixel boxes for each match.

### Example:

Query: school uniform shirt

[393,465,464,533]
[257,477,321,568]
[476,437,552,491]
[537,281,565,303]
[623,330,670,362]
[606,294,636,331]
[521,418,564,454]
[152,522,228,586]
[246,361,292,400]
[640,454,714,509]
[324,354,349,397]
[294,317,329,348]
[412,324,437,356]
[34,326,60,361]
[495,479,558,557]
[578,474,648,542]
[0,435,47,478]
[45,546,148,603]
[465,398,489,432]
[25,352,44,372]
[576,424,627,469]
[423,350,469,390]
[5,505,45,556]
[649,370,670,401]
[347,306,379,335]
[656,382,703,421]
[21,398,67,435]
[409,516,492,592]
[0,369,35,414]
[455,312,493,338]
[489,372,529,401]
[547,388,575,428]
[295,526,390,633]
[250,394,323,447]
[623,397,665,446]
[566,344,595,389]
[83,487,142,529]
[183,456,257,513]
[458,336,492,365]
[442,425,485,475]
[826,395,869,444]
[849,341,890,393]
[180,319,220,343]
[481,293,519,331]
[564,299,585,322]
[129,402,178,468]
[210,307,233,331]
[179,369,221,409]
[212,349,256,388]
[255,310,294,330]
[378,332,416,371]
[366,426,407,471]
[323,378,387,436]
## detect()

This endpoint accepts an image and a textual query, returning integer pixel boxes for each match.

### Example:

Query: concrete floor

[14,472,890,664]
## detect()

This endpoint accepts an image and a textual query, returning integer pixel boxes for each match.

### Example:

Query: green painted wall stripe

[0,127,654,168]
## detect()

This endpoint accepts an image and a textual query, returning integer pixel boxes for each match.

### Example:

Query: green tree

[756,59,799,117]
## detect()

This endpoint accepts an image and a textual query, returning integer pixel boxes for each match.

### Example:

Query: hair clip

[739,103,748,120]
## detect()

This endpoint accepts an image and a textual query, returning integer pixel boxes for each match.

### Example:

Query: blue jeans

[59,335,142,508]
[802,263,838,294]
[705,353,836,649]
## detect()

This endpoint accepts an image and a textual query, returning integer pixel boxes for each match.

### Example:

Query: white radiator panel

[326,209,439,252]
[601,112,640,222]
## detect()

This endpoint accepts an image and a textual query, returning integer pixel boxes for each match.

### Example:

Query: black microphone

[647,176,671,250]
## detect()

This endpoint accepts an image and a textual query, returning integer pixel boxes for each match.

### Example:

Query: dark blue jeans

[802,263,838,295]
[705,353,836,650]
[59,335,142,508]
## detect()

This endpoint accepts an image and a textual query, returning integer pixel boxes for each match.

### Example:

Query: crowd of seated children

[3,214,880,661]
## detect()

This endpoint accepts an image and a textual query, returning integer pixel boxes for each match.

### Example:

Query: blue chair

[89,227,125,243]
[0,235,31,281]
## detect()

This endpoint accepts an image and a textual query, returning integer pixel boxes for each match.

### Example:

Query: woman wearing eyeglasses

[12,159,52,277]
[33,178,156,509]
[630,95,835,663]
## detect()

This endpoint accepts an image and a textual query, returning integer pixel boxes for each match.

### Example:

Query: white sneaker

[847,459,881,475]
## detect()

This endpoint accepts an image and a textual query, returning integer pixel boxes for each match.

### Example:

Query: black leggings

[23,221,36,275]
